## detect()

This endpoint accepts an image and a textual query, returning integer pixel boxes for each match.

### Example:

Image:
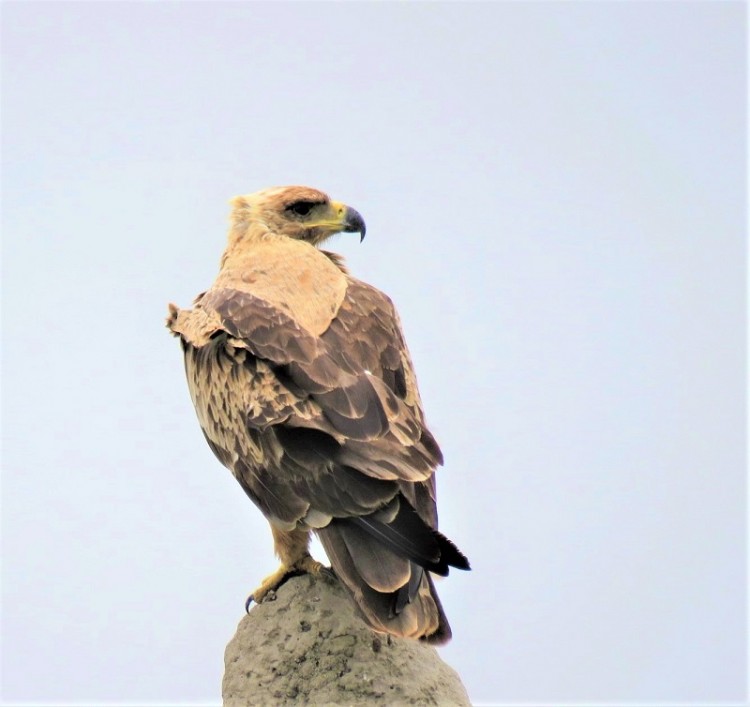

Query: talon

[297,557,325,576]
[247,555,324,607]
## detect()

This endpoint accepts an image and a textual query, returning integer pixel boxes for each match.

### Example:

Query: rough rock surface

[223,572,471,706]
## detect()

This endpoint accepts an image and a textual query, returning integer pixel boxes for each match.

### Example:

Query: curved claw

[244,561,328,613]
[319,566,336,581]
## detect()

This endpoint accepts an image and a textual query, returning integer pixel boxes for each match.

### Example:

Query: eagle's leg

[247,526,325,606]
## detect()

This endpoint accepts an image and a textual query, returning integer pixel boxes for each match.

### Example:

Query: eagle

[167,186,469,644]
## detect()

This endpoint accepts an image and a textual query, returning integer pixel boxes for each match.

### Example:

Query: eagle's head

[229,186,366,247]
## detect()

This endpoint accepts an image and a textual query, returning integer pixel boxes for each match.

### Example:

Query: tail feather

[394,563,424,615]
[422,573,452,645]
[317,521,446,642]
[352,498,471,575]
[315,496,469,644]
[334,516,410,593]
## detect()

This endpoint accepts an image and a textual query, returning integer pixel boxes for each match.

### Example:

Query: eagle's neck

[320,250,350,274]
[221,219,277,269]
[222,218,349,275]
[214,235,348,337]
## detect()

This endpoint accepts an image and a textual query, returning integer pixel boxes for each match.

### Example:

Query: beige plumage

[167,186,469,643]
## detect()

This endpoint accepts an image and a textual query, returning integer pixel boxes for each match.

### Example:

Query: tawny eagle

[167,186,469,643]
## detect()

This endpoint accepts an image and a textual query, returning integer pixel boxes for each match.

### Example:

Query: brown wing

[196,284,442,480]
[170,279,468,642]
[316,279,444,480]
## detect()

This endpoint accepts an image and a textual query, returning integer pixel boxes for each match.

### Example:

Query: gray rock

[223,572,471,706]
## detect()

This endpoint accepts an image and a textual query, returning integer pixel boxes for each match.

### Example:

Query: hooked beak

[341,206,367,242]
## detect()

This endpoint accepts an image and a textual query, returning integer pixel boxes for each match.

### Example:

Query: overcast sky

[2,2,746,706]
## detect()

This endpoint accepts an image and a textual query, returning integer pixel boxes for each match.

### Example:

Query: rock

[222,572,471,706]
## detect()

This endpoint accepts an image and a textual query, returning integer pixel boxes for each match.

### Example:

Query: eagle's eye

[286,200,318,217]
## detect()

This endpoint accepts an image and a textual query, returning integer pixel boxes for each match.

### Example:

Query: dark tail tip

[435,530,471,573]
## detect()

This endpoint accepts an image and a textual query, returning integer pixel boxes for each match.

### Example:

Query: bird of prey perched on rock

[167,186,469,644]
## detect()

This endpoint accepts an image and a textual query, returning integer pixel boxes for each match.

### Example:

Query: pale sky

[2,2,746,705]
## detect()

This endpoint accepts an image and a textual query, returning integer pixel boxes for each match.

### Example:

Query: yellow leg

[247,527,325,606]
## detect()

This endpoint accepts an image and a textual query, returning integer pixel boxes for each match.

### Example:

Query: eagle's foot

[296,555,325,577]
[245,555,326,611]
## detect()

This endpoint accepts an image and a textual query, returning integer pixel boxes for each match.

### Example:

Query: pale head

[228,186,366,247]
